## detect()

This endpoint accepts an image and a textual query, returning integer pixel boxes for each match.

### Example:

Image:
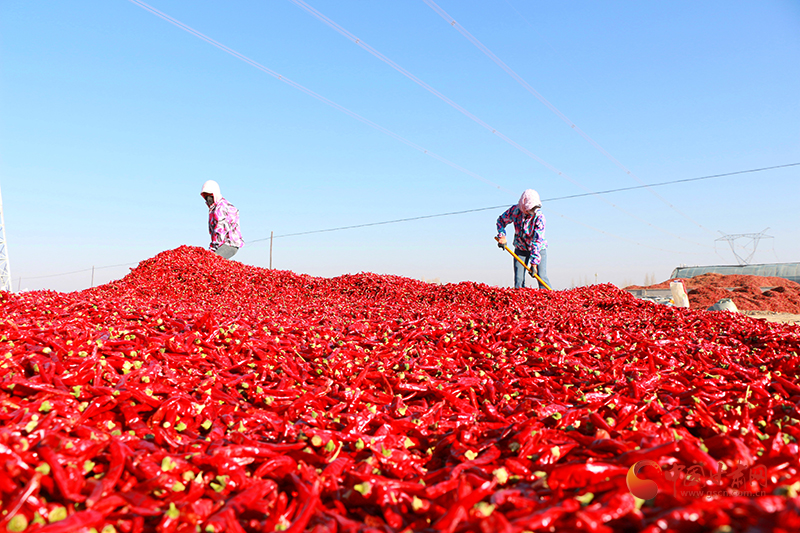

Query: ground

[741,310,800,325]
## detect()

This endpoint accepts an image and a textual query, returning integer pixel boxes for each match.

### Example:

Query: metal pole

[17,277,21,292]
[0,185,12,292]
[91,266,95,288]
[269,231,273,269]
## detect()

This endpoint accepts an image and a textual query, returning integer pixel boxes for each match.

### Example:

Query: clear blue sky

[2,0,798,292]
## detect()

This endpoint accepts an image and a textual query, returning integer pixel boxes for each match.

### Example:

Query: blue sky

[2,0,798,292]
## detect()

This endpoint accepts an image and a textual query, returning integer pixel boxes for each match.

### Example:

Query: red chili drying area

[628,274,800,314]
[1,246,799,533]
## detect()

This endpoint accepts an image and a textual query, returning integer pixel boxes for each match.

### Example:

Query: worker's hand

[495,236,507,246]
[531,264,538,274]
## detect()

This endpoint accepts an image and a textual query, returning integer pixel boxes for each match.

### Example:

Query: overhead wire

[125,0,508,193]
[20,262,138,280]
[286,0,714,249]
[123,2,786,263]
[21,268,95,280]
[539,162,800,201]
[126,0,702,256]
[18,162,795,282]
[255,209,697,255]
[251,163,796,243]
[421,0,719,237]
[16,261,138,293]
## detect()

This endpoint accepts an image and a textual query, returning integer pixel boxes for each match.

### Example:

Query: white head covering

[518,189,541,212]
[201,180,222,204]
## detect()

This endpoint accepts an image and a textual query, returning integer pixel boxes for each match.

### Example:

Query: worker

[200,180,244,259]
[495,189,550,289]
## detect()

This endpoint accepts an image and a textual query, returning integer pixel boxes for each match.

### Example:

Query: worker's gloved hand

[495,236,507,247]
[531,264,538,274]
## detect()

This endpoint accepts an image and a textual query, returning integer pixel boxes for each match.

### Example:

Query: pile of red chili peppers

[1,246,799,533]
[627,273,800,314]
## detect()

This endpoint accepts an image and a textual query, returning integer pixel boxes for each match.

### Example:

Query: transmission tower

[716,228,773,266]
[0,186,10,292]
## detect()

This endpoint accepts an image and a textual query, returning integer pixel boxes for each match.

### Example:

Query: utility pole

[0,185,12,292]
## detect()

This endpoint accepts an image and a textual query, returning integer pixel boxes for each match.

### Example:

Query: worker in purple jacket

[200,180,244,259]
[495,189,550,289]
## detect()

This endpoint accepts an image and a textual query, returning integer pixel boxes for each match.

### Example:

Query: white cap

[201,180,222,204]
[518,189,541,212]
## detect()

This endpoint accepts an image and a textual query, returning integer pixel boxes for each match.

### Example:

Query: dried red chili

[0,246,797,532]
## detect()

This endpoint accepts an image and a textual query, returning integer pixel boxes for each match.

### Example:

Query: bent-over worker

[495,189,551,289]
[200,180,244,259]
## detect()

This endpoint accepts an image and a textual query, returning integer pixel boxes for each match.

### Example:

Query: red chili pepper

[36,445,86,503]
[33,510,104,533]
[2,247,799,531]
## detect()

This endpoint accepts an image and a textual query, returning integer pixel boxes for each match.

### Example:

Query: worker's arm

[529,212,547,265]
[495,206,515,245]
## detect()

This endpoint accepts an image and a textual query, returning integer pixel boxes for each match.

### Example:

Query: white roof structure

[670,263,800,284]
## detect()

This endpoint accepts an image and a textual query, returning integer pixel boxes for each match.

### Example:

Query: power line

[421,0,719,236]
[543,162,800,201]
[122,2,684,261]
[251,205,502,242]
[130,0,717,252]
[287,0,713,250]
[249,163,797,241]
[18,262,137,281]
[128,0,742,253]
[255,208,697,255]
[17,162,795,282]
[125,0,508,192]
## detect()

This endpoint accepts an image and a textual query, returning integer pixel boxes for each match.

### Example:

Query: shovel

[498,242,552,290]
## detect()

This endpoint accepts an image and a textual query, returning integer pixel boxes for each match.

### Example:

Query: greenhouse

[670,262,800,284]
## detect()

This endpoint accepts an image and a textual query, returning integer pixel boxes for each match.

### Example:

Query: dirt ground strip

[741,310,800,325]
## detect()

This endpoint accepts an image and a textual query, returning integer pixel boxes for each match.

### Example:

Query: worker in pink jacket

[200,180,244,259]
[495,189,550,289]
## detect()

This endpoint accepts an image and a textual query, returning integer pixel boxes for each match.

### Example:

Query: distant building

[670,262,800,284]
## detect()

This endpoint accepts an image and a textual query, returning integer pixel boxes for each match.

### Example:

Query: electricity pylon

[716,228,772,266]
[0,185,11,292]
